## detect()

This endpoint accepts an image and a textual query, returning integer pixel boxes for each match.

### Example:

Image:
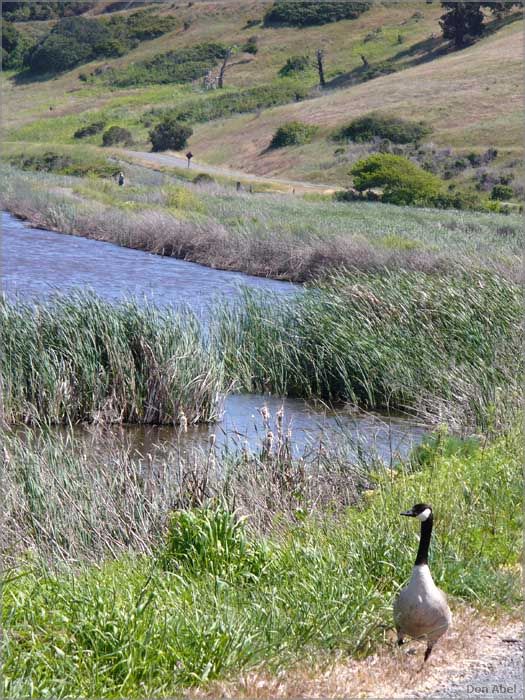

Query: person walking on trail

[186,151,193,168]
[117,171,125,186]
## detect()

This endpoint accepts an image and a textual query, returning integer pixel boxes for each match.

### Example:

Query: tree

[149,118,193,152]
[439,2,485,48]
[440,2,523,49]
[316,49,326,87]
[218,46,236,88]
[350,154,444,206]
[2,21,32,70]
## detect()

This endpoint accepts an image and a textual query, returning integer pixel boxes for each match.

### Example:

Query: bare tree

[218,47,233,89]
[316,48,326,87]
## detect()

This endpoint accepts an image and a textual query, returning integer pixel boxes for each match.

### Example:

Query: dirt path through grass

[120,148,341,194]
[192,611,522,699]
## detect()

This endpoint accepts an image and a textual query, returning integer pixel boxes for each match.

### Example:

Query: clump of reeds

[217,268,523,430]
[1,407,374,565]
[0,292,224,425]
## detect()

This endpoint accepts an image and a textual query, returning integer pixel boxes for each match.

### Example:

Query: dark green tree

[439,2,485,48]
[149,118,193,152]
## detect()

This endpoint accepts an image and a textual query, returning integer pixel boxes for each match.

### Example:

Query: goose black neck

[415,514,433,566]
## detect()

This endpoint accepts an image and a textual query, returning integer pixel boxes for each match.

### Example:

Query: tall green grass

[0,293,223,425]
[218,269,523,429]
[2,425,522,697]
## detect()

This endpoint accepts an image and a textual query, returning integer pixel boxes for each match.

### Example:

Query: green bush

[7,150,115,178]
[193,173,215,185]
[491,184,514,201]
[74,121,106,139]
[278,54,311,76]
[150,118,193,152]
[264,0,371,27]
[350,153,444,206]
[105,43,227,87]
[270,121,318,148]
[25,11,176,75]
[2,21,33,70]
[334,112,432,144]
[160,505,269,580]
[27,16,116,73]
[145,82,310,126]
[102,126,133,147]
[2,1,95,21]
[242,36,258,54]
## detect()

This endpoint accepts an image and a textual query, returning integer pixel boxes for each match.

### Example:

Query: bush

[102,126,133,147]
[278,54,311,76]
[25,11,176,75]
[26,16,115,73]
[73,121,106,139]
[491,184,514,201]
[334,112,432,145]
[145,82,310,126]
[350,153,444,206]
[2,1,95,21]
[104,43,227,87]
[2,21,32,70]
[264,0,371,27]
[270,121,318,148]
[242,36,258,54]
[160,505,268,580]
[193,173,215,185]
[150,118,193,152]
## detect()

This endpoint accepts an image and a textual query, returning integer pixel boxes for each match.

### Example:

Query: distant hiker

[236,181,241,192]
[117,171,125,186]
[186,151,193,168]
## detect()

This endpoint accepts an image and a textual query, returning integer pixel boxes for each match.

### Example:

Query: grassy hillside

[3,1,522,191]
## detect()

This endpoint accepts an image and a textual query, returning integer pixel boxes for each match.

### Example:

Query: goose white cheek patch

[416,508,432,521]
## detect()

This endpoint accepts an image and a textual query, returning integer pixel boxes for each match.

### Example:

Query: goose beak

[400,509,415,517]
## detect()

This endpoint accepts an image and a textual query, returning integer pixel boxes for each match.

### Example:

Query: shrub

[2,1,95,21]
[242,36,258,54]
[104,43,227,87]
[145,82,310,126]
[73,121,106,139]
[160,505,269,580]
[350,153,444,206]
[334,112,432,145]
[25,11,176,75]
[150,118,193,152]
[264,0,371,27]
[278,54,311,76]
[102,126,133,147]
[193,172,215,185]
[491,184,514,201]
[26,16,116,73]
[270,121,318,148]
[2,21,33,70]
[164,185,204,212]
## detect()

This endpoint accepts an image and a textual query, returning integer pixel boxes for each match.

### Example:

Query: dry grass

[188,24,524,181]
[192,608,522,699]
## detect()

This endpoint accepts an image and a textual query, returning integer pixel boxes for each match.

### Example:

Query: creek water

[1,211,427,462]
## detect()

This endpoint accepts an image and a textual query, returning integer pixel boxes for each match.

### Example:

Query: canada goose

[393,503,452,662]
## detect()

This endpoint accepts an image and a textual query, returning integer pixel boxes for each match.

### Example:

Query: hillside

[2,1,523,193]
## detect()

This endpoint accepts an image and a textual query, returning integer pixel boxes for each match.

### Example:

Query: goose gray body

[394,564,452,644]
[394,503,452,661]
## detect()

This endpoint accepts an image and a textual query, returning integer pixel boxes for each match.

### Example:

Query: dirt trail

[120,148,340,194]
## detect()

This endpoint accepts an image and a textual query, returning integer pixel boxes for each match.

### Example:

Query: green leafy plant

[270,121,318,148]
[334,113,432,144]
[278,54,312,76]
[102,126,133,147]
[149,118,193,152]
[264,0,371,27]
[491,184,514,201]
[350,153,444,205]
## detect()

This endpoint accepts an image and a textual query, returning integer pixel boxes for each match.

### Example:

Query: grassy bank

[1,162,522,282]
[2,424,522,697]
[0,293,223,425]
[219,270,523,430]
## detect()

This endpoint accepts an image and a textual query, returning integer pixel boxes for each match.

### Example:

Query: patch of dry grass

[192,609,522,699]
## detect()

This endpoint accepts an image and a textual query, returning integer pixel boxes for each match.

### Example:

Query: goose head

[401,503,432,521]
